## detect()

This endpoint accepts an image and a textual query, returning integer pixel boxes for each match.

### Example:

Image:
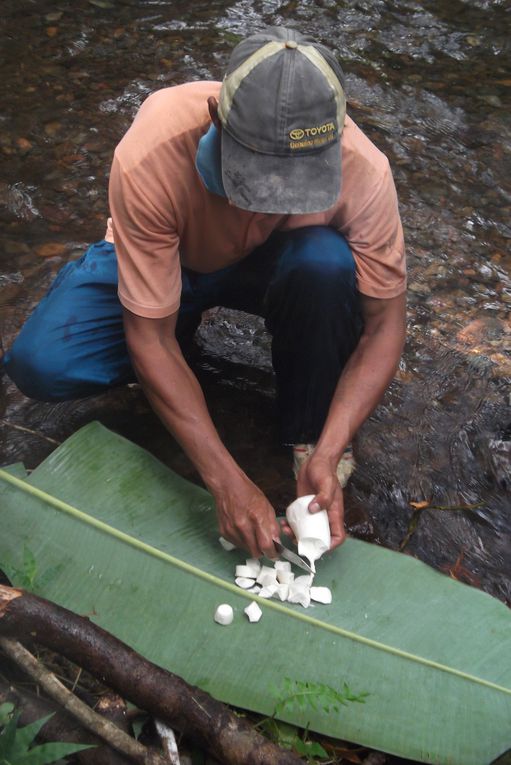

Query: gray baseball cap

[218,27,346,215]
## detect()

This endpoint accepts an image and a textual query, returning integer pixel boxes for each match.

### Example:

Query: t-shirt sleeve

[109,154,181,319]
[337,159,406,299]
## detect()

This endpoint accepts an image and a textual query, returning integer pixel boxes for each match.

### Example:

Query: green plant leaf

[0,711,20,759]
[293,737,328,759]
[0,708,92,765]
[1,422,511,765]
[274,678,367,718]
[6,715,52,759]
[16,741,93,765]
[258,718,299,749]
[0,704,14,728]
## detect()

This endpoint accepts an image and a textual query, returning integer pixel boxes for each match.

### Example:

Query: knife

[273,540,313,574]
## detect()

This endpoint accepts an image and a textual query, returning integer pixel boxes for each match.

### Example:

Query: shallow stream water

[0,0,510,741]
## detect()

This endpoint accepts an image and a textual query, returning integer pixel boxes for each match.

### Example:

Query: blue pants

[4,226,363,443]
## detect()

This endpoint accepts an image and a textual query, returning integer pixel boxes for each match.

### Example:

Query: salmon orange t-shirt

[107,81,406,319]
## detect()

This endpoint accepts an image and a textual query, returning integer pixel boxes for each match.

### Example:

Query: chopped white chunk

[244,601,262,623]
[276,583,289,601]
[294,574,314,587]
[218,536,236,551]
[260,572,279,587]
[245,558,262,577]
[274,560,291,572]
[259,584,278,598]
[287,590,311,608]
[214,604,234,625]
[287,583,311,608]
[276,570,294,585]
[235,565,258,578]
[235,577,257,590]
[310,586,332,604]
[256,566,278,586]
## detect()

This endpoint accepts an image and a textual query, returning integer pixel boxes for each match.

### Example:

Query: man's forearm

[126,325,244,495]
[123,309,282,557]
[314,292,406,463]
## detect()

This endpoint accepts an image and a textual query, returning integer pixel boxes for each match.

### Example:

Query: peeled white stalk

[310,586,332,604]
[235,577,257,589]
[214,604,234,625]
[244,601,262,623]
[286,495,330,572]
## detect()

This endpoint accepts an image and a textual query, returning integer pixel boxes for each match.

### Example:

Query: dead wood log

[0,637,167,765]
[0,677,133,765]
[0,586,302,765]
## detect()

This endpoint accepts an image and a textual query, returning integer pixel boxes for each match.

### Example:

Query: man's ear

[208,96,222,130]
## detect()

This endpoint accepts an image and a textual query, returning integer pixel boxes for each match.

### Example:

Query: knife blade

[273,541,313,574]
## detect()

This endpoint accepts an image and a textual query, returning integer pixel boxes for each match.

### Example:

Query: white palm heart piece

[217,495,332,622]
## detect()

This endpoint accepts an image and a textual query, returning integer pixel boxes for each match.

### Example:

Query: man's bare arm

[317,292,406,456]
[123,308,281,558]
[297,292,406,547]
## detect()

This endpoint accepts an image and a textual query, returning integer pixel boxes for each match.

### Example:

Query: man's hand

[123,308,282,559]
[294,453,346,550]
[294,292,406,551]
[214,475,282,559]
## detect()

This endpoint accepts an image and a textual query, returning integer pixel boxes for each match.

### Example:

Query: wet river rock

[1,0,510,609]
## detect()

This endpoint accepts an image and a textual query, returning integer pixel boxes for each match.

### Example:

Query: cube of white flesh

[260,572,279,587]
[235,577,257,590]
[219,536,236,551]
[259,584,278,598]
[310,586,332,604]
[235,565,258,578]
[276,570,294,585]
[245,558,262,577]
[294,574,314,587]
[214,604,234,625]
[244,601,262,623]
[287,583,311,608]
[274,560,291,572]
[276,583,289,601]
[256,566,278,586]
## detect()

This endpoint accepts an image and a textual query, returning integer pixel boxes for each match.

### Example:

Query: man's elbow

[361,293,406,337]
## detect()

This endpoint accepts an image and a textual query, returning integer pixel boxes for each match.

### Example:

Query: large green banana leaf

[0,422,510,764]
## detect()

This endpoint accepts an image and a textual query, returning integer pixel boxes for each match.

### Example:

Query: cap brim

[221,130,341,215]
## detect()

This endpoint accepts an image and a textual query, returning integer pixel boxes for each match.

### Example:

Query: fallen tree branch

[0,636,167,765]
[155,720,180,765]
[0,419,61,446]
[0,586,302,765]
[0,677,133,765]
